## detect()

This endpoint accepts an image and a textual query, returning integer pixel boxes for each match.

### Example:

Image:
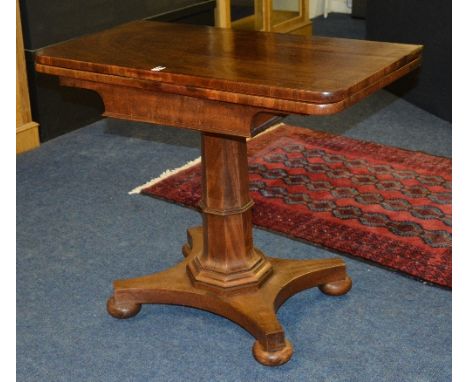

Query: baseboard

[17,121,40,154]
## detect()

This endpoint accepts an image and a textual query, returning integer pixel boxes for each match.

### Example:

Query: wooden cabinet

[216,0,311,35]
[17,0,40,154]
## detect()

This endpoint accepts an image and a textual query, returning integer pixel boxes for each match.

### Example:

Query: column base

[107,226,352,366]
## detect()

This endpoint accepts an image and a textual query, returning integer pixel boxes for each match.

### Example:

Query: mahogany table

[36,21,422,366]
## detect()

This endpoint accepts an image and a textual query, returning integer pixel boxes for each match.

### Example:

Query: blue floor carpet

[312,13,367,40]
[17,88,451,381]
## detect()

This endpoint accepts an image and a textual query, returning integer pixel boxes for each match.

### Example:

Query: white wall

[310,0,352,18]
[259,0,353,18]
[273,0,300,11]
[309,0,325,18]
[329,0,352,14]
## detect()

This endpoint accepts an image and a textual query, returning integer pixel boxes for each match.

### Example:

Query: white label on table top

[151,66,166,72]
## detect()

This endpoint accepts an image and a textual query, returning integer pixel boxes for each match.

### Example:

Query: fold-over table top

[36,21,422,114]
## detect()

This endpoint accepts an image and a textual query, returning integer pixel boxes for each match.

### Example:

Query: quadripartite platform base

[107,227,352,366]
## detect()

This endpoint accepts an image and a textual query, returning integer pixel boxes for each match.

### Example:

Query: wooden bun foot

[319,276,352,296]
[107,296,141,319]
[252,339,293,366]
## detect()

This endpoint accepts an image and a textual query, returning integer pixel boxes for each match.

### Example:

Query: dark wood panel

[20,0,211,49]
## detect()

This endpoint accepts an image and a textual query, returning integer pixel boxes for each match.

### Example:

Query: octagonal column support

[186,132,272,292]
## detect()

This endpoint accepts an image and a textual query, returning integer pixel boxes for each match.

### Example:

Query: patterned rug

[133,124,452,287]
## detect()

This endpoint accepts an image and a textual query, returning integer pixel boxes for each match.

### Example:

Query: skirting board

[17,121,40,154]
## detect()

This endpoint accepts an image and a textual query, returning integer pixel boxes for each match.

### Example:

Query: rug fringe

[129,122,285,195]
[128,157,201,195]
[247,122,284,141]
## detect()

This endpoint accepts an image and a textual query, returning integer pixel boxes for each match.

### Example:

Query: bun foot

[107,296,141,319]
[252,339,293,366]
[319,276,352,296]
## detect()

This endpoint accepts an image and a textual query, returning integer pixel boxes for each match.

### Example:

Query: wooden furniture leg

[215,0,231,28]
[107,132,352,366]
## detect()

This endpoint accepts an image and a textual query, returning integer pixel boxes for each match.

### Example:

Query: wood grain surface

[36,21,422,108]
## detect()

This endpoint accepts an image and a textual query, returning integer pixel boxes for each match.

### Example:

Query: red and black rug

[134,124,452,288]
